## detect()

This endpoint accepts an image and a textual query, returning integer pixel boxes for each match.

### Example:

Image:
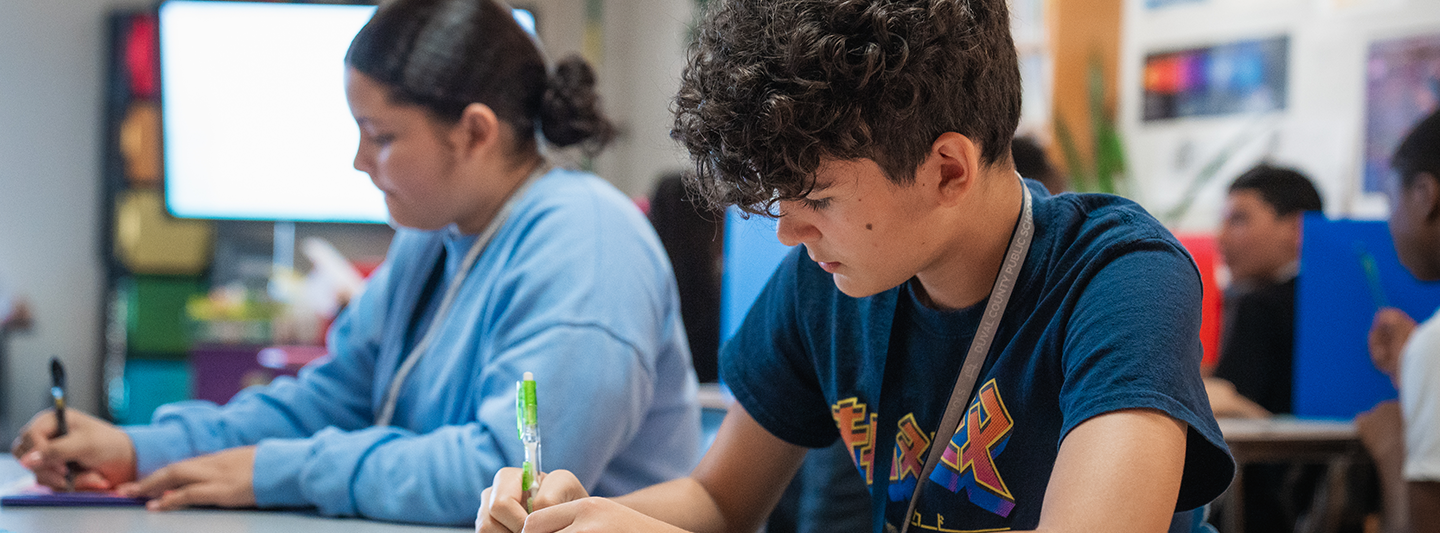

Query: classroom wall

[1120,0,1440,231]
[0,0,150,438]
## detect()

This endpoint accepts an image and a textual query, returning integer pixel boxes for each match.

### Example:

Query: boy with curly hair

[478,0,1234,531]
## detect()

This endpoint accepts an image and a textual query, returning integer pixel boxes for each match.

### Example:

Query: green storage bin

[123,276,205,356]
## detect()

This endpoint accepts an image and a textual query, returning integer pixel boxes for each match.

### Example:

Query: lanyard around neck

[898,178,1034,533]
[374,163,550,426]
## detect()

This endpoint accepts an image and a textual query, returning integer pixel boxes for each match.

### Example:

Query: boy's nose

[776,207,819,247]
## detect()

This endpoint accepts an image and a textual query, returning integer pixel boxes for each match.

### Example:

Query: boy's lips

[817,261,841,273]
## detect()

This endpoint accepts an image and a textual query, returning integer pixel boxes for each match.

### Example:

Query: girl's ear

[452,103,501,157]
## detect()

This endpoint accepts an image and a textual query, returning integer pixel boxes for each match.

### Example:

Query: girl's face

[345,68,474,231]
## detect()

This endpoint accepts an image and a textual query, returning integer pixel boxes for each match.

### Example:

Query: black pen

[49,357,80,492]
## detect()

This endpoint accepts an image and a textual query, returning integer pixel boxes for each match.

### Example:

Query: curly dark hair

[672,0,1022,214]
[346,0,614,156]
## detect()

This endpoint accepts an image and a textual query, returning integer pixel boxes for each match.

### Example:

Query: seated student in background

[1362,108,1440,533]
[11,0,700,525]
[647,172,723,383]
[1010,135,1067,195]
[478,1,1234,532]
[1206,164,1324,419]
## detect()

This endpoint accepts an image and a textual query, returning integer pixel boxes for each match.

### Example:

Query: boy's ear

[452,102,501,157]
[1280,211,1305,247]
[930,132,982,205]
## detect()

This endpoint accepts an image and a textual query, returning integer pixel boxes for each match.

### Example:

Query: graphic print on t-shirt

[831,381,1017,521]
[928,379,1016,518]
[888,413,932,501]
[832,397,877,484]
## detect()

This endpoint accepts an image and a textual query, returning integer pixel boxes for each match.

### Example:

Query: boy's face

[774,158,937,299]
[1387,171,1440,281]
[1218,190,1301,283]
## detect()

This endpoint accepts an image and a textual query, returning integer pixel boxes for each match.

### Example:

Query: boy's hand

[1370,308,1417,381]
[478,468,589,533]
[521,497,692,533]
[12,408,137,490]
[115,445,256,510]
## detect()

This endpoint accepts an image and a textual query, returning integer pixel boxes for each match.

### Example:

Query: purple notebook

[0,486,148,507]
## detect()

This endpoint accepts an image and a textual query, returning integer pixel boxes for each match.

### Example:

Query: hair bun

[539,55,615,154]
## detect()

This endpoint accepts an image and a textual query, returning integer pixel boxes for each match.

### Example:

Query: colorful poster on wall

[1142,36,1289,121]
[1363,34,1440,194]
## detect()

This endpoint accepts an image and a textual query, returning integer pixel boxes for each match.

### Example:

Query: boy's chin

[830,274,897,300]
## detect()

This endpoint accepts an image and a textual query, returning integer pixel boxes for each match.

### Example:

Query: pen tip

[50,358,64,386]
[523,371,533,381]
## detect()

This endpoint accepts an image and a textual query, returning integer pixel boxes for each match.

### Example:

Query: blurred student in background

[1362,108,1440,533]
[1205,164,1325,533]
[647,172,723,383]
[1011,135,1067,195]
[1207,164,1325,419]
[11,0,699,525]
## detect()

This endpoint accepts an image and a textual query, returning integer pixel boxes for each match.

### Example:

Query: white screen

[159,1,537,223]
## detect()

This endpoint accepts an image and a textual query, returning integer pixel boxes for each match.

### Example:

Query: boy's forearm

[613,477,730,533]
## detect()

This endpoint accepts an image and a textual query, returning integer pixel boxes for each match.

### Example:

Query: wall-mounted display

[157,0,537,224]
[1363,33,1440,194]
[1142,36,1289,121]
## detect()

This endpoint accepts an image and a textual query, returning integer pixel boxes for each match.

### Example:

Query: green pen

[516,372,541,513]
[1355,242,1390,310]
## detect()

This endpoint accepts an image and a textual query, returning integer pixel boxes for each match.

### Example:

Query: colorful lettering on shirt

[888,413,932,501]
[904,512,1013,533]
[929,380,1016,518]
[832,397,877,484]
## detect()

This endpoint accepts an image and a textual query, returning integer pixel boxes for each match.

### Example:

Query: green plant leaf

[1054,112,1094,192]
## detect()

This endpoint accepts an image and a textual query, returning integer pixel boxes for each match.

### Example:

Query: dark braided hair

[346,0,614,156]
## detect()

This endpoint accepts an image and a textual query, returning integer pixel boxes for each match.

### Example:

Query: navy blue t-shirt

[720,181,1235,532]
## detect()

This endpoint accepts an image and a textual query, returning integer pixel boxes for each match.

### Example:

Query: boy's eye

[801,197,832,210]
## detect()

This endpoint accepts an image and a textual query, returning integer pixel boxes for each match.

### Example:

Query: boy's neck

[912,172,1025,311]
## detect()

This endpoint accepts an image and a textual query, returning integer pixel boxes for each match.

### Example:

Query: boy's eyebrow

[805,181,834,195]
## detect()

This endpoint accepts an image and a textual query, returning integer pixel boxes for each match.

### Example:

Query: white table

[0,458,471,533]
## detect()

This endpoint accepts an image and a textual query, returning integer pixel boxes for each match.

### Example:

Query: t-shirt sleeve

[1059,244,1235,511]
[719,248,839,448]
[1401,314,1440,482]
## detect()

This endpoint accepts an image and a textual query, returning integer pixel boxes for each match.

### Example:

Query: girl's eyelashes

[363,130,395,146]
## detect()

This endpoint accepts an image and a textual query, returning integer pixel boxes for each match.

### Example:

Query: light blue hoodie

[124,168,701,525]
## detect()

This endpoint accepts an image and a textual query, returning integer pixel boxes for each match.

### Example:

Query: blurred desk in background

[1218,417,1370,533]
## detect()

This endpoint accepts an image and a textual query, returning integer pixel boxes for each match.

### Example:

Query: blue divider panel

[1296,214,1440,418]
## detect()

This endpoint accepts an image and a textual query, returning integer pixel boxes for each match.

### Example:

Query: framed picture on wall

[1363,33,1440,194]
[1142,36,1289,122]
